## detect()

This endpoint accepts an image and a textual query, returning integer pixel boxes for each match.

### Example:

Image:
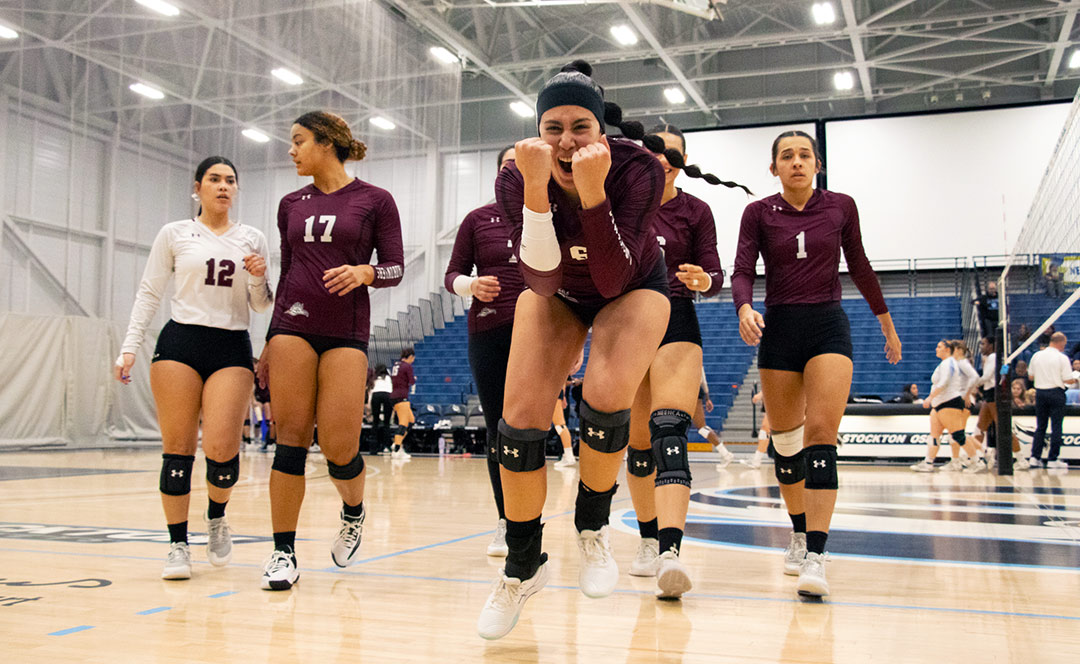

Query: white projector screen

[825,103,1070,263]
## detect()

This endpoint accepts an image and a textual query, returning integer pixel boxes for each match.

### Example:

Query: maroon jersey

[444,202,525,334]
[655,190,724,299]
[496,138,664,306]
[731,189,886,315]
[389,360,415,400]
[270,178,404,342]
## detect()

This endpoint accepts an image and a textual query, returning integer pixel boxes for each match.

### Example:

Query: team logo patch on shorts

[478,307,496,318]
[286,302,310,317]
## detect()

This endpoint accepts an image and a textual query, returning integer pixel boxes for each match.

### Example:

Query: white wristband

[452,275,475,298]
[520,206,561,271]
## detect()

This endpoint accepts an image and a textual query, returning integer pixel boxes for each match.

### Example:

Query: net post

[994,326,1013,476]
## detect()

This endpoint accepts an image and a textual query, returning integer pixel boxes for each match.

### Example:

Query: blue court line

[208,591,236,598]
[135,606,171,615]
[49,625,94,636]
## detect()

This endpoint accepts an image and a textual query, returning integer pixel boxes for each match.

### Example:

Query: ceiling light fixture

[370,116,396,131]
[510,101,535,118]
[129,82,165,100]
[610,25,638,46]
[242,128,270,143]
[271,68,304,85]
[663,87,687,104]
[833,71,854,91]
[812,3,836,26]
[0,24,18,40]
[429,46,459,65]
[135,0,180,17]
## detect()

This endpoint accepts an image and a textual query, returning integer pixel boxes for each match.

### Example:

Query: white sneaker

[628,537,660,577]
[392,447,411,460]
[331,506,366,567]
[985,449,997,469]
[1028,457,1042,469]
[204,512,232,566]
[796,551,829,597]
[741,453,763,469]
[161,542,191,580]
[487,519,508,557]
[655,550,692,599]
[554,454,577,468]
[1013,456,1031,471]
[963,459,988,474]
[909,460,935,473]
[477,561,549,640]
[261,548,299,590]
[1047,460,1069,470]
[942,459,963,472]
[783,532,807,576]
[577,526,619,598]
[714,445,735,466]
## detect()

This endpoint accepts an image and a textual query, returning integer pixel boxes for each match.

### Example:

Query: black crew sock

[806,530,828,555]
[504,517,545,580]
[273,531,296,552]
[343,501,364,519]
[658,527,683,556]
[207,499,227,520]
[486,455,506,520]
[789,512,807,534]
[167,521,188,544]
[574,481,617,533]
[638,517,659,540]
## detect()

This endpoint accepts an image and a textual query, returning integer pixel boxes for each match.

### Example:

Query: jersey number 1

[304,215,337,243]
[795,231,808,259]
[204,258,235,287]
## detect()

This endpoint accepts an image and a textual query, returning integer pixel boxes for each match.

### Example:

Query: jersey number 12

[795,231,808,260]
[304,215,337,243]
[204,258,235,287]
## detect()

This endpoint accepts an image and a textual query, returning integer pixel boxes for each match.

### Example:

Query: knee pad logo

[586,427,605,441]
[502,445,520,459]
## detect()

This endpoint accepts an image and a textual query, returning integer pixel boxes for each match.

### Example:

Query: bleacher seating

[407,294,967,444]
[1004,293,1080,361]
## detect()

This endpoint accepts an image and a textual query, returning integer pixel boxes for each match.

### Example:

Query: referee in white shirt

[1028,332,1078,469]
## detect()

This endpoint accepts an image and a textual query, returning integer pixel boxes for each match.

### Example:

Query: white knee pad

[758,429,768,441]
[697,426,714,439]
[555,424,567,435]
[772,424,804,457]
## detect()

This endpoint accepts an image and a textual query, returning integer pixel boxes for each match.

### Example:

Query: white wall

[826,104,1070,262]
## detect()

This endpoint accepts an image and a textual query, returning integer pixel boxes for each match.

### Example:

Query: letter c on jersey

[570,246,588,261]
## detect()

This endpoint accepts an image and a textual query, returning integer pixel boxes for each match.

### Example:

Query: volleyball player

[952,340,986,472]
[624,123,746,598]
[911,341,985,473]
[968,336,1030,470]
[477,61,678,639]
[258,111,404,590]
[389,348,416,459]
[742,391,771,469]
[444,145,525,556]
[694,368,735,464]
[369,363,394,455]
[733,130,901,597]
[554,350,585,469]
[115,156,272,580]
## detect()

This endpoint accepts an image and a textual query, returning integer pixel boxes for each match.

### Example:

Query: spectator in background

[1072,358,1080,372]
[1013,359,1032,390]
[1037,324,1056,349]
[897,383,921,404]
[973,280,999,337]
[1014,324,1032,350]
[1011,379,1033,408]
[1044,260,1065,298]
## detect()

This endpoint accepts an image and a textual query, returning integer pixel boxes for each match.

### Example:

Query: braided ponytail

[603,102,753,196]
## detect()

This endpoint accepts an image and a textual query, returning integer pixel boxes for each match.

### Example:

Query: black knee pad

[206,454,239,489]
[952,430,966,445]
[395,425,407,437]
[626,447,655,477]
[649,409,692,488]
[327,451,365,480]
[272,444,308,476]
[486,429,499,462]
[579,400,630,454]
[804,444,838,490]
[160,454,195,496]
[774,450,806,485]
[497,420,547,472]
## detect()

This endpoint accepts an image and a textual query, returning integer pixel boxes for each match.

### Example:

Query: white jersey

[930,357,979,407]
[978,353,997,391]
[121,219,273,355]
[371,375,393,394]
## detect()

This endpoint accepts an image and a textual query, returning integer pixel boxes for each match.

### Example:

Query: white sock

[752,450,764,461]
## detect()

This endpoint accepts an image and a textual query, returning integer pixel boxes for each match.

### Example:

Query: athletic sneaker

[1047,460,1069,470]
[261,548,299,590]
[1013,456,1031,471]
[796,551,829,597]
[331,505,366,567]
[487,519,508,557]
[655,550,692,599]
[161,542,191,580]
[909,460,935,473]
[392,447,411,460]
[1028,457,1043,469]
[204,511,232,566]
[985,449,997,469]
[963,458,988,474]
[741,453,763,469]
[577,526,619,598]
[628,537,660,577]
[714,445,735,466]
[783,532,807,576]
[477,560,549,640]
[554,454,577,468]
[942,459,964,472]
